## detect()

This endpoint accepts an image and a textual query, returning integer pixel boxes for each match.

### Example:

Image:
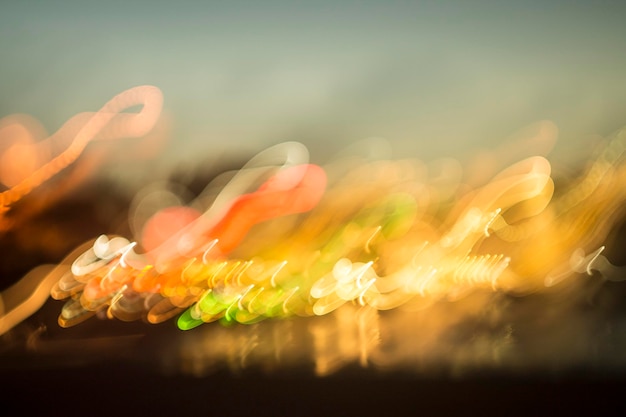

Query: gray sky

[2,1,626,179]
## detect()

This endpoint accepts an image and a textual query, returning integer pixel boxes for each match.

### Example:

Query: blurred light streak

[0,85,163,228]
[39,125,626,333]
[0,241,92,335]
[3,85,626,376]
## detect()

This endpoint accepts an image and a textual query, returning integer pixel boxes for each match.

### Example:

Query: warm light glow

[0,85,163,218]
[3,85,626,377]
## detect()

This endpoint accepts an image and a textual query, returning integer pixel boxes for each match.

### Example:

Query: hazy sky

[2,1,626,176]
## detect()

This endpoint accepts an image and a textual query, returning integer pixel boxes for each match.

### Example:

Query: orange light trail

[2,87,626,377]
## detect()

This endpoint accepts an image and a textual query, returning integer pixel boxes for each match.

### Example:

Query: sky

[1,0,626,179]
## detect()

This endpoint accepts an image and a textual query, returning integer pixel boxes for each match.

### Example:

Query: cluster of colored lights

[51,124,626,331]
[4,85,626,335]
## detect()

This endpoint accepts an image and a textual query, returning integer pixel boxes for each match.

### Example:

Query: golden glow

[3,86,626,376]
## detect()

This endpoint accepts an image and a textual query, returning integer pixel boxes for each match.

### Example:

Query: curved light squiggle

[3,87,626,350]
[0,85,163,214]
[35,126,626,332]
